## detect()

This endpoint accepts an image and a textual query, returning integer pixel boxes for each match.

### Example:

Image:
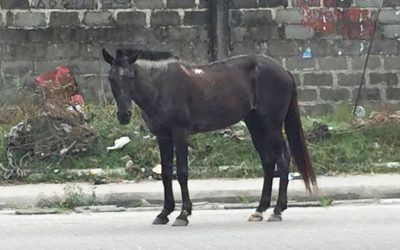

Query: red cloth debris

[35,65,84,105]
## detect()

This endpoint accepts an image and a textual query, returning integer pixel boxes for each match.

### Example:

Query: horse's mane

[118,48,177,61]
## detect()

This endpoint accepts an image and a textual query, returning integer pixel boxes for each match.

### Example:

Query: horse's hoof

[248,211,263,222]
[172,218,189,226]
[152,216,169,225]
[267,213,282,222]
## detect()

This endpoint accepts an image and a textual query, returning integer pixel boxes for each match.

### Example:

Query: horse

[102,48,317,226]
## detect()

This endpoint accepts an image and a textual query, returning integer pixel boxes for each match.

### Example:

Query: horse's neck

[132,59,176,116]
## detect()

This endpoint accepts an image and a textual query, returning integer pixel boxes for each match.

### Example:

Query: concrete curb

[0,174,400,209]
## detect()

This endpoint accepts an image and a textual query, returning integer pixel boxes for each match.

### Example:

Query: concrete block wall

[228,0,400,113]
[0,0,399,113]
[0,0,209,104]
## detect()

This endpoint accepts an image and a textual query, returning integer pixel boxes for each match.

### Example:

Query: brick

[34,60,66,74]
[165,27,208,41]
[319,57,347,71]
[79,43,102,60]
[301,104,334,115]
[14,12,46,29]
[32,0,97,9]
[68,60,101,75]
[352,88,381,101]
[301,40,337,57]
[369,72,398,86]
[276,9,303,24]
[45,43,80,59]
[320,88,350,102]
[286,57,316,71]
[268,40,299,57]
[0,29,27,43]
[1,0,29,9]
[50,12,80,27]
[371,40,398,55]
[231,0,258,8]
[46,28,76,43]
[166,0,195,8]
[293,0,320,7]
[383,57,400,70]
[337,73,363,86]
[354,0,384,7]
[75,75,107,103]
[336,40,367,56]
[183,11,208,26]
[238,25,276,41]
[135,0,164,9]
[1,61,33,76]
[285,25,314,40]
[323,0,352,7]
[240,10,272,26]
[259,0,287,7]
[230,10,241,28]
[5,11,13,26]
[304,73,333,86]
[379,10,400,24]
[230,42,258,56]
[5,43,46,60]
[383,24,400,39]
[351,56,381,70]
[336,40,397,56]
[100,0,132,8]
[386,88,400,100]
[83,12,115,27]
[298,88,317,102]
[383,0,400,7]
[117,12,146,27]
[151,11,180,27]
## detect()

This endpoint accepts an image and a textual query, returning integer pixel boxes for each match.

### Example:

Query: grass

[36,184,96,210]
[1,103,400,183]
[318,196,333,207]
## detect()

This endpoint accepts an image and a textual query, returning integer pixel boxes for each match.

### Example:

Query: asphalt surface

[1,204,399,250]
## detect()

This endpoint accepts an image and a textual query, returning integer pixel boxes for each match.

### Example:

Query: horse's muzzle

[117,111,132,125]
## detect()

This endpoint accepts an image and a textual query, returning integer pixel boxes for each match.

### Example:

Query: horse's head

[102,48,140,125]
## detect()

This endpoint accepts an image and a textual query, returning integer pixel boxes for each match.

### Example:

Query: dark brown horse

[102,48,317,226]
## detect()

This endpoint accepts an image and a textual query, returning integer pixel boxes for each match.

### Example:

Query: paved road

[1,204,399,250]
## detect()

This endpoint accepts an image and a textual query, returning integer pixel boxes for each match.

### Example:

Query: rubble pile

[4,66,99,179]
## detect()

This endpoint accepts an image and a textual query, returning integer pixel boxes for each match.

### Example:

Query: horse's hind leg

[246,114,287,222]
[268,141,290,222]
[153,137,175,225]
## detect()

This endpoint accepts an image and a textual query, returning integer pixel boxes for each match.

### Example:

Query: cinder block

[304,73,333,86]
[14,12,47,29]
[83,12,115,27]
[285,25,315,40]
[50,12,80,27]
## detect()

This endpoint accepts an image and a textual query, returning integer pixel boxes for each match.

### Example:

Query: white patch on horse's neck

[135,58,177,71]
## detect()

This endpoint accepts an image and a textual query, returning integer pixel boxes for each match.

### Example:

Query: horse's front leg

[153,137,175,225]
[172,127,192,226]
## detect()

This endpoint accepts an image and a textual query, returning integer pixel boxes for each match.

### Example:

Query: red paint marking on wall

[334,8,374,39]
[300,7,334,33]
[299,7,374,39]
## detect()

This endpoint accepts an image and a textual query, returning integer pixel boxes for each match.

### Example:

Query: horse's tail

[284,72,317,193]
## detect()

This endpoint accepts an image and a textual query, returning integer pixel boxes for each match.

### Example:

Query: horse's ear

[128,51,140,64]
[102,49,114,64]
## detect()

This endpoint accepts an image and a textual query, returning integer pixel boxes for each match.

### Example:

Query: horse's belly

[190,103,251,133]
